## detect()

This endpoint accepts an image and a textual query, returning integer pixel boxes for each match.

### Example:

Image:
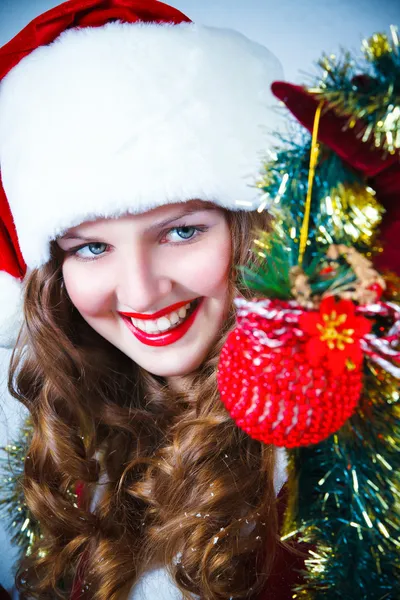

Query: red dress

[255,485,305,600]
[257,546,304,600]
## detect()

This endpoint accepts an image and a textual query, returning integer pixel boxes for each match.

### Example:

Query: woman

[0,0,300,598]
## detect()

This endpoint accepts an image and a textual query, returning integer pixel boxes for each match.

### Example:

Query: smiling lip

[120,298,203,347]
[118,298,196,321]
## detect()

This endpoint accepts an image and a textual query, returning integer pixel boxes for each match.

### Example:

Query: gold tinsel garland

[0,416,79,561]
[310,26,400,154]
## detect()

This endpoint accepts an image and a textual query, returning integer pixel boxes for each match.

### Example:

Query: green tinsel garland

[282,361,400,599]
[256,131,384,261]
[0,417,42,560]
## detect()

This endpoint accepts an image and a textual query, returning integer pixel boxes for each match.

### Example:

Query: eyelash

[66,225,209,262]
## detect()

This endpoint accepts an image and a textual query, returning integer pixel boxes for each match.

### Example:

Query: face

[57,201,232,378]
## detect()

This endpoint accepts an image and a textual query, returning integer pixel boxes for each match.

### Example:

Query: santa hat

[271,81,400,277]
[0,0,284,348]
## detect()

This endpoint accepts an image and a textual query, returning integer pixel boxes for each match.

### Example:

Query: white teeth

[133,319,145,332]
[157,317,171,331]
[131,318,146,332]
[146,320,160,334]
[127,300,197,335]
[169,311,179,325]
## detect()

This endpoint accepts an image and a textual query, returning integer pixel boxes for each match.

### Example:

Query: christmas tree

[218,26,400,599]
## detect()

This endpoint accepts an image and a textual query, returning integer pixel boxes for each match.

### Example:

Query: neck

[166,376,186,394]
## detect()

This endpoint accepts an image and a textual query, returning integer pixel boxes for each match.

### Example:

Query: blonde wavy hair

[9,206,280,600]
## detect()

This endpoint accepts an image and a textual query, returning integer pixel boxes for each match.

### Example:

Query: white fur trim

[128,565,197,600]
[0,22,283,269]
[274,446,288,496]
[0,272,23,348]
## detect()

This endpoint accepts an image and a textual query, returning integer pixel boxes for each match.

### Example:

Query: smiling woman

[57,202,232,375]
[0,1,298,599]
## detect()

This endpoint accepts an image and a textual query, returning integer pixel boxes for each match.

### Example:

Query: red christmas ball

[217,299,366,448]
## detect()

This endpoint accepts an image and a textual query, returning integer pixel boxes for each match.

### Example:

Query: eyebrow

[59,205,216,242]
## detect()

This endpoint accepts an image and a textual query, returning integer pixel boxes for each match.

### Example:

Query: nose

[115,245,172,313]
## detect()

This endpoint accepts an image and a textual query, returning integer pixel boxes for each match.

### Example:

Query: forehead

[58,200,220,240]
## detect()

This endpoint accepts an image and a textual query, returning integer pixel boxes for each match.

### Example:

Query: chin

[86,306,225,379]
[131,347,211,378]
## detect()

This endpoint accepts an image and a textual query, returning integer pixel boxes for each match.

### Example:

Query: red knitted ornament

[217,297,371,448]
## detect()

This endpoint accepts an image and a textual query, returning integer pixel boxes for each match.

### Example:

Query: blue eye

[67,225,208,261]
[174,227,196,240]
[74,242,108,259]
[165,226,205,243]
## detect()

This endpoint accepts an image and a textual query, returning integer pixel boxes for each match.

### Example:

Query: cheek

[62,262,113,316]
[174,229,232,296]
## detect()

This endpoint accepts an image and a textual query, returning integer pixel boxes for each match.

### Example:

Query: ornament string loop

[298,100,324,266]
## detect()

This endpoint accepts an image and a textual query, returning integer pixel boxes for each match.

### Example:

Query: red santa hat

[0,0,284,348]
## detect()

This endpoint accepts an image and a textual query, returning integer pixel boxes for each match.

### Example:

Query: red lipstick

[120,298,203,347]
[119,299,195,321]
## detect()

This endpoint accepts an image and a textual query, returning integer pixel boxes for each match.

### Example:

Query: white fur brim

[0,21,283,269]
[0,271,23,348]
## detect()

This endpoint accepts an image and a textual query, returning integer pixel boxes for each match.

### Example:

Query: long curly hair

[9,207,281,600]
